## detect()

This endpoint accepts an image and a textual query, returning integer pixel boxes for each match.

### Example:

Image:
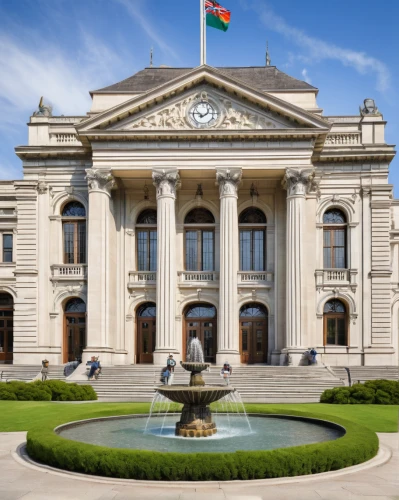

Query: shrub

[0,380,97,401]
[320,379,399,405]
[0,385,17,400]
[349,384,375,405]
[43,380,97,401]
[26,411,378,481]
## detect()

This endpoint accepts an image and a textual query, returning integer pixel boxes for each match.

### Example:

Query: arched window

[239,208,266,271]
[185,303,216,318]
[323,209,347,269]
[65,297,86,313]
[62,201,86,264]
[136,209,157,272]
[323,299,347,346]
[184,208,215,271]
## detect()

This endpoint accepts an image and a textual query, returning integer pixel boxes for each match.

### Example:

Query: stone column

[216,167,242,366]
[84,168,117,365]
[282,168,314,365]
[152,168,180,365]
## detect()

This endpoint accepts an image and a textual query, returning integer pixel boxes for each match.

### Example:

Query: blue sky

[0,0,398,193]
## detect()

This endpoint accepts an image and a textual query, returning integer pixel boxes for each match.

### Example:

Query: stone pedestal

[176,404,217,437]
[152,169,180,365]
[83,169,117,365]
[216,168,242,366]
[283,169,314,361]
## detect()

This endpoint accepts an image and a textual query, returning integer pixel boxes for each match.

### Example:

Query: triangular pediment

[77,65,330,136]
[111,85,294,131]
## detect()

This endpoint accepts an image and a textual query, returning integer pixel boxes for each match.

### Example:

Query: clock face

[189,101,219,127]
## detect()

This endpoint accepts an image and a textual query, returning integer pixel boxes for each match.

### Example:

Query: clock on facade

[188,100,219,128]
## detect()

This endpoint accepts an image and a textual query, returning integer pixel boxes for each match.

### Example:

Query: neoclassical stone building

[0,64,397,366]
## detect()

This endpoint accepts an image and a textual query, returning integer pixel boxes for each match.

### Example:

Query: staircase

[332,366,399,385]
[76,365,346,403]
[0,365,40,382]
[46,365,67,380]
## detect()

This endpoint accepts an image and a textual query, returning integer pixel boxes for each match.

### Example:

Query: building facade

[0,65,398,366]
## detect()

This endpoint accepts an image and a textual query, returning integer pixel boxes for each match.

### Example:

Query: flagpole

[200,0,206,65]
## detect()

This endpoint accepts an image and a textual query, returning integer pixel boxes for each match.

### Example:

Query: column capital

[36,181,48,195]
[85,168,116,197]
[282,168,315,197]
[215,167,242,198]
[152,168,180,200]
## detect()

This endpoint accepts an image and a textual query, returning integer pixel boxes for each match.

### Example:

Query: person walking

[162,366,171,385]
[166,354,176,385]
[220,361,232,386]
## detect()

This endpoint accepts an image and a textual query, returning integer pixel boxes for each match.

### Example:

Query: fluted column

[84,168,117,365]
[152,168,180,365]
[216,167,242,365]
[283,168,314,362]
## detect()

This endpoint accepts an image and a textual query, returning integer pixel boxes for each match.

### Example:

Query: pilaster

[152,168,180,365]
[216,167,242,365]
[369,185,393,350]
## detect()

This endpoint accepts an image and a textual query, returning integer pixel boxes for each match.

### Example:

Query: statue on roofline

[33,96,53,117]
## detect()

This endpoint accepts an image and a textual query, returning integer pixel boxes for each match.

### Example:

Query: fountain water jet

[156,338,234,437]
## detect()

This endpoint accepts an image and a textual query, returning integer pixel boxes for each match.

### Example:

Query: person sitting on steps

[220,361,232,386]
[88,356,101,380]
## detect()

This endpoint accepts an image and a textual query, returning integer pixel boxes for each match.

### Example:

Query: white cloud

[243,1,390,92]
[0,30,125,125]
[301,68,311,84]
[114,0,179,61]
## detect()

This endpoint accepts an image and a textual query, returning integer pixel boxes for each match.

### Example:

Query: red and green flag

[205,1,231,32]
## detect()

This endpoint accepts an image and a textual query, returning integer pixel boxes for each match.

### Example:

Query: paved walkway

[0,432,398,500]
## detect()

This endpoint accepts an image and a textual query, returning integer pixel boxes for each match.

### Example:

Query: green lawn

[0,401,397,433]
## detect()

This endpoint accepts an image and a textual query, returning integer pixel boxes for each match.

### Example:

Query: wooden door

[240,319,267,364]
[137,318,156,363]
[0,311,13,362]
[64,314,86,363]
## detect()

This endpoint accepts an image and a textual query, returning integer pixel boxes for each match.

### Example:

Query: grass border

[26,408,379,481]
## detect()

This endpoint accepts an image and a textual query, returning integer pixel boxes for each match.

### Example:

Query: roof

[93,66,317,94]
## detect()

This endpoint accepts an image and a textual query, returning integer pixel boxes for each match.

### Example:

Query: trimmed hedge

[0,380,97,402]
[320,380,399,405]
[26,411,378,481]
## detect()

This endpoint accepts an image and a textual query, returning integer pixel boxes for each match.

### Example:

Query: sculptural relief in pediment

[117,88,293,131]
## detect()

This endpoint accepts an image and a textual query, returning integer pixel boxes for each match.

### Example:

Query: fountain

[156,338,234,437]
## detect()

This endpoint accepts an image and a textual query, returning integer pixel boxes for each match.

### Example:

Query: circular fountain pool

[58,414,345,453]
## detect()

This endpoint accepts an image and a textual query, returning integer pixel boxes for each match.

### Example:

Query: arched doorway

[136,302,156,364]
[0,293,13,363]
[239,303,268,364]
[64,298,86,363]
[184,303,217,363]
[323,299,348,346]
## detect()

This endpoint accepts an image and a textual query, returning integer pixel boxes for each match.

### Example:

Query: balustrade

[178,271,219,283]
[128,271,156,284]
[315,268,357,290]
[51,264,87,279]
[325,133,361,146]
[237,271,274,284]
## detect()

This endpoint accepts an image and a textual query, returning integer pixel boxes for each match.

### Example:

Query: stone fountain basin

[180,361,209,372]
[157,385,234,405]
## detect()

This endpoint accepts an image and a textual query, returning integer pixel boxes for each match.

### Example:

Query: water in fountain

[186,337,204,362]
[143,392,172,435]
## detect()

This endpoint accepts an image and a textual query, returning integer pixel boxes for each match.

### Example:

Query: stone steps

[332,366,399,384]
[0,365,41,381]
[76,365,346,403]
